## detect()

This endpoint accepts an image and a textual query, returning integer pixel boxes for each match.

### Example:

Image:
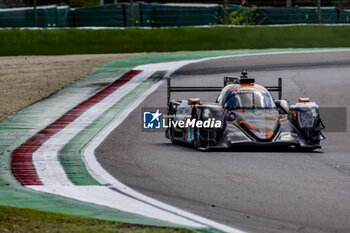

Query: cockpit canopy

[223,90,275,110]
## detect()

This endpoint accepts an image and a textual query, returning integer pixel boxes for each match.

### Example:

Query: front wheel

[193,127,208,150]
[170,125,177,144]
[193,127,200,148]
[192,109,203,149]
[168,103,177,144]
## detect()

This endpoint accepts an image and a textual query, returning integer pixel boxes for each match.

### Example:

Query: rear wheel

[193,127,202,149]
[192,108,202,149]
[193,117,207,150]
[168,103,178,144]
[170,125,177,144]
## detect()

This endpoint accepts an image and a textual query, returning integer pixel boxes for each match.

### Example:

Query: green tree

[219,0,265,25]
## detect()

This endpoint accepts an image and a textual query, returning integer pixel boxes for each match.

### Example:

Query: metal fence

[1,2,350,28]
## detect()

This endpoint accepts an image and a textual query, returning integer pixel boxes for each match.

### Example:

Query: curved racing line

[6,48,350,233]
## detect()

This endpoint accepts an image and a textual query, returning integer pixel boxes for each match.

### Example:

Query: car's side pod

[290,99,325,145]
[192,104,226,149]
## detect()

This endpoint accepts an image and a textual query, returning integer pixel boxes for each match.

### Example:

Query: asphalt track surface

[96,51,350,233]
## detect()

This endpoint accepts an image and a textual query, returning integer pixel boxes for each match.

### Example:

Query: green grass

[1,26,350,55]
[0,205,192,233]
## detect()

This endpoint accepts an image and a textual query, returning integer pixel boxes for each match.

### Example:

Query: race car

[165,70,325,151]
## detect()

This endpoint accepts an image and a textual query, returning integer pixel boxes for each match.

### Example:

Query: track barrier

[1,3,350,27]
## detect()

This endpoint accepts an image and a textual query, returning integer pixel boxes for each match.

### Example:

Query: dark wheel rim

[171,127,175,143]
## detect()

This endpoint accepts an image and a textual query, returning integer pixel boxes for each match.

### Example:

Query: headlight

[298,110,315,128]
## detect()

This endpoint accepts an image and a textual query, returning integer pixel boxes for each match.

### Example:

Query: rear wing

[167,77,282,105]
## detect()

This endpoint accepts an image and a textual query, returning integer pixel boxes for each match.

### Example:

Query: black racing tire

[192,108,202,149]
[193,123,208,150]
[193,107,210,150]
[193,127,202,149]
[168,103,178,144]
[170,126,177,144]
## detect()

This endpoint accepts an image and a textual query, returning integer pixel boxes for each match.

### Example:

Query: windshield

[224,91,275,109]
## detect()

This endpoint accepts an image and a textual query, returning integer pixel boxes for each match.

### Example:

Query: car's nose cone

[234,109,280,140]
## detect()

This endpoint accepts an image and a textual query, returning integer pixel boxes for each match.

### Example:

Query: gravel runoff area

[0,53,159,122]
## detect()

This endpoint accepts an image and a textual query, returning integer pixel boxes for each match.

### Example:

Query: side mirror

[274,100,281,107]
[225,110,235,121]
[274,99,289,114]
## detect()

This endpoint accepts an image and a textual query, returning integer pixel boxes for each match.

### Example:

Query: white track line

[32,71,155,186]
[82,79,246,233]
[30,185,204,227]
[29,49,350,233]
[29,66,211,228]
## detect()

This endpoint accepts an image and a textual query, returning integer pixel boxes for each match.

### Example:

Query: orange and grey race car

[165,71,325,151]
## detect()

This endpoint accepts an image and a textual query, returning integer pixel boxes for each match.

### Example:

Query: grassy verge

[1,26,350,55]
[0,205,192,233]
